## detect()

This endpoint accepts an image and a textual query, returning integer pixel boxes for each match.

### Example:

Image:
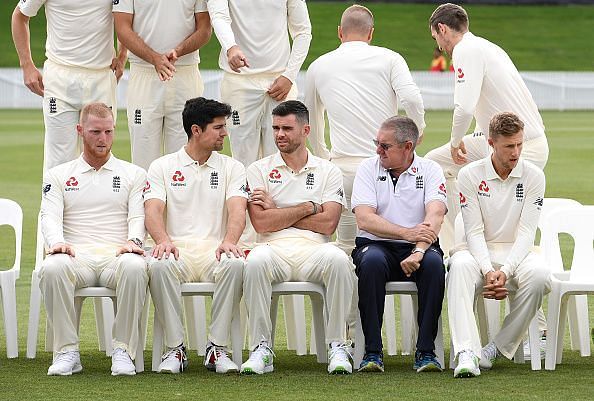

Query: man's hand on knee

[47,242,75,257]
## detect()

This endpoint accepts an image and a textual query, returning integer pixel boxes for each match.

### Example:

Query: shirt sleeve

[18,0,45,17]
[246,162,266,195]
[500,168,545,277]
[207,0,237,53]
[112,0,134,14]
[304,62,331,160]
[225,160,249,200]
[351,159,378,212]
[320,163,345,208]
[195,0,207,13]
[127,167,147,241]
[282,0,312,83]
[458,166,493,275]
[391,53,426,133]
[40,169,65,247]
[451,44,485,147]
[143,160,167,203]
[423,161,448,210]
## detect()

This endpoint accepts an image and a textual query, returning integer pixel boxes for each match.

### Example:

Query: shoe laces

[458,350,477,365]
[249,342,275,362]
[329,341,353,362]
[206,344,232,364]
[416,350,437,363]
[53,351,78,365]
[362,352,382,364]
[162,345,187,370]
[483,342,499,360]
[112,348,132,365]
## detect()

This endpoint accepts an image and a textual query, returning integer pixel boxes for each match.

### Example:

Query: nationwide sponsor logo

[232,110,240,126]
[42,183,51,196]
[415,175,424,190]
[515,183,524,202]
[65,176,79,191]
[210,171,219,189]
[459,192,468,207]
[478,180,490,197]
[112,176,121,192]
[134,109,142,125]
[438,183,447,196]
[306,172,314,189]
[171,170,187,187]
[534,197,544,207]
[268,169,282,184]
[377,175,387,181]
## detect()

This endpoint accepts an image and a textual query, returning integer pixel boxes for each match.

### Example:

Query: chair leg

[545,287,562,370]
[384,295,397,356]
[352,315,365,369]
[400,295,415,355]
[556,294,570,365]
[184,296,207,354]
[572,294,591,357]
[485,298,501,341]
[0,274,18,358]
[270,295,280,349]
[435,316,445,369]
[27,271,42,358]
[94,298,107,352]
[97,297,115,356]
[310,293,327,363]
[283,295,307,355]
[528,315,541,370]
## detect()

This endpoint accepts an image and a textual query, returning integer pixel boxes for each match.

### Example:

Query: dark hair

[182,97,232,139]
[271,100,309,125]
[429,3,469,33]
[489,112,525,138]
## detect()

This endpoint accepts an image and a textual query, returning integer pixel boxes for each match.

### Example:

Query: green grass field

[1,2,594,71]
[0,109,593,400]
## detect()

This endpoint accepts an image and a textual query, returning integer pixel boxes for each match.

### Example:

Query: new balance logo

[534,197,544,207]
[134,109,142,125]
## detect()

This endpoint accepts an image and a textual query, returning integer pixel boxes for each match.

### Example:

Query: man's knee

[118,253,148,280]
[354,245,388,279]
[40,254,72,283]
[321,244,352,276]
[147,257,175,280]
[244,246,273,281]
[216,254,245,281]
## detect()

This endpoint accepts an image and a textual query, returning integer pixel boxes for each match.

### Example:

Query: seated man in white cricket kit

[40,102,148,376]
[448,112,551,378]
[144,97,248,374]
[242,100,355,375]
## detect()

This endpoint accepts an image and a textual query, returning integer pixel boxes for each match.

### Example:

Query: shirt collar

[272,150,320,173]
[75,153,116,173]
[485,157,524,181]
[382,153,420,176]
[339,41,369,49]
[178,146,222,170]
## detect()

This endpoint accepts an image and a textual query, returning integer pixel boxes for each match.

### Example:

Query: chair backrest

[0,199,23,277]
[543,205,594,282]
[538,198,583,272]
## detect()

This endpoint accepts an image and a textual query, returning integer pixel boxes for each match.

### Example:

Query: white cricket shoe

[454,350,480,378]
[158,345,188,374]
[47,350,83,376]
[479,341,500,370]
[111,348,136,376]
[240,342,274,375]
[204,342,239,374]
[327,342,353,374]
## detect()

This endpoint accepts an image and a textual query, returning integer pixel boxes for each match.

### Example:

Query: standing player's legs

[99,253,148,361]
[163,65,204,156]
[296,243,354,345]
[127,64,166,171]
[425,133,490,255]
[521,135,549,171]
[493,252,551,359]
[447,250,484,358]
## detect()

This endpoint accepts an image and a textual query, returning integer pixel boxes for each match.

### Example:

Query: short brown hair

[340,4,374,36]
[429,3,469,32]
[489,112,525,138]
[80,102,113,124]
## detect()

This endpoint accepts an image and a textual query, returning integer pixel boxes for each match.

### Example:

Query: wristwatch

[411,247,426,255]
[128,238,143,248]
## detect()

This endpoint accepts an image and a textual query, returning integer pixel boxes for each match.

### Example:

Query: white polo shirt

[351,154,447,243]
[144,147,248,242]
[451,32,545,147]
[305,41,425,159]
[458,158,545,277]
[207,0,312,83]
[19,0,115,69]
[246,151,345,244]
[41,154,147,249]
[113,0,207,67]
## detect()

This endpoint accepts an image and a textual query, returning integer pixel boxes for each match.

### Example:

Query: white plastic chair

[269,282,328,363]
[352,281,446,369]
[538,198,589,355]
[151,282,243,371]
[545,205,594,370]
[0,199,23,358]
[27,217,148,372]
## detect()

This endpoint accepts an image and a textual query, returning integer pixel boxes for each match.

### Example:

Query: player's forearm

[292,210,338,236]
[355,212,407,240]
[250,203,313,233]
[283,31,311,83]
[144,211,171,245]
[175,15,212,58]
[223,212,246,245]
[114,14,161,66]
[11,8,35,68]
[116,40,128,64]
[451,106,474,147]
